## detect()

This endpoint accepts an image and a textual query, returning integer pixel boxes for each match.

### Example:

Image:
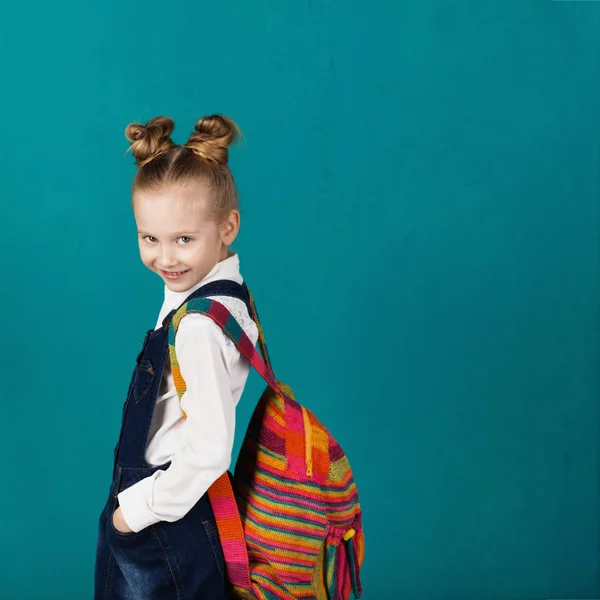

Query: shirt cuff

[117,473,162,533]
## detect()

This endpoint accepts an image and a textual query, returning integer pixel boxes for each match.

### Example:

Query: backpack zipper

[300,406,313,477]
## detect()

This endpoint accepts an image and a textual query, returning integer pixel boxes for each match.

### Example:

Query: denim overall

[94,280,252,600]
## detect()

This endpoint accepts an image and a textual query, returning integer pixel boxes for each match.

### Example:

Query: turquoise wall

[1,2,598,598]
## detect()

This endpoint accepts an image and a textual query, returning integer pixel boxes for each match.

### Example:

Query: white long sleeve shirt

[117,253,259,533]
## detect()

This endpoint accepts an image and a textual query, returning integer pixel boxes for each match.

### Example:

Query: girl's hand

[112,506,134,534]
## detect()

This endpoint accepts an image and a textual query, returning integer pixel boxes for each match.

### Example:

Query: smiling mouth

[160,269,189,278]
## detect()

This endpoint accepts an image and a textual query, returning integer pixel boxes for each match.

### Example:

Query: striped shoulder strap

[167,294,282,399]
[167,291,289,591]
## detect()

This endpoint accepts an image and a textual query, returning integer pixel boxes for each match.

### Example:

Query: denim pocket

[107,495,147,540]
[201,517,226,582]
[133,359,155,403]
[109,508,139,538]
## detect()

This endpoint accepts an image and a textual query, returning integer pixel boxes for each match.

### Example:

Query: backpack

[165,280,364,600]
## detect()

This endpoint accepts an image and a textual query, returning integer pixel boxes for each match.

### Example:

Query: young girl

[94,114,259,599]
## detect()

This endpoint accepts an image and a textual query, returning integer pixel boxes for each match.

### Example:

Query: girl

[94,114,259,599]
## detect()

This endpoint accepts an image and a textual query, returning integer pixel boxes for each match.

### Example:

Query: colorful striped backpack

[165,280,364,600]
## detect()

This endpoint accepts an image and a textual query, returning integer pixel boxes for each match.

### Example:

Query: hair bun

[186,114,242,165]
[125,116,175,168]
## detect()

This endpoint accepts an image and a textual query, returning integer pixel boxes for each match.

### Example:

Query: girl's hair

[124,114,242,221]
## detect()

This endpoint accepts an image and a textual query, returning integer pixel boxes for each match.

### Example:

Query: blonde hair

[124,114,242,221]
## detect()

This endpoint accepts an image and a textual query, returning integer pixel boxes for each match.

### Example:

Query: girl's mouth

[161,269,189,280]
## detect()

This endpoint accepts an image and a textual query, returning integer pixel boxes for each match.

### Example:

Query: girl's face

[133,185,239,291]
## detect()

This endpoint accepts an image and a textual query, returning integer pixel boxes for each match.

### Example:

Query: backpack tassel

[326,528,363,600]
[344,529,363,598]
[326,542,338,600]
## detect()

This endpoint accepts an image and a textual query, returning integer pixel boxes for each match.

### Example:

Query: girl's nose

[160,247,177,266]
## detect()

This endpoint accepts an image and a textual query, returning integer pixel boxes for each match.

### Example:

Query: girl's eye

[142,236,192,244]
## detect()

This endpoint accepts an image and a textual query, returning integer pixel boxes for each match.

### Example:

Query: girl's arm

[116,314,243,533]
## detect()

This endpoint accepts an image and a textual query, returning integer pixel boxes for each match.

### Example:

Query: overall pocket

[133,359,155,403]
[107,495,147,540]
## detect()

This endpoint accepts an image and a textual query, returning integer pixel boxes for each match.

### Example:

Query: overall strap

[186,279,252,313]
[167,283,287,591]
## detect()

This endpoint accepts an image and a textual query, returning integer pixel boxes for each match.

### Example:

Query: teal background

[0,2,598,598]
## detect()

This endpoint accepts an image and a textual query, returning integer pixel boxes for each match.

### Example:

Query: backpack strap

[166,284,287,591]
[162,279,277,389]
[169,297,286,406]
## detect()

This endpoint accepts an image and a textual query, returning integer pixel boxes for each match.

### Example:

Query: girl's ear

[219,209,240,246]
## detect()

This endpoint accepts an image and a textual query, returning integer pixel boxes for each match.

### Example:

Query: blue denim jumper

[94,280,252,599]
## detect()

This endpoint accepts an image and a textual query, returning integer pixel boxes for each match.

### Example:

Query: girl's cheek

[140,251,155,268]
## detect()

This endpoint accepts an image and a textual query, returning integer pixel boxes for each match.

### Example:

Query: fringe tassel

[325,526,364,600]
[336,539,350,600]
[346,533,363,598]
[326,542,338,600]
